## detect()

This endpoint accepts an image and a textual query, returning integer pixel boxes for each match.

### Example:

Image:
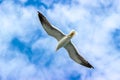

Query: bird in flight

[37,11,94,68]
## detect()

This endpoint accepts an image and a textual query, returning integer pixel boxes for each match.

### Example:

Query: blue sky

[0,0,120,80]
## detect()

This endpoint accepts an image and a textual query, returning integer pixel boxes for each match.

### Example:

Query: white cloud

[43,0,120,80]
[0,0,120,80]
[0,1,41,80]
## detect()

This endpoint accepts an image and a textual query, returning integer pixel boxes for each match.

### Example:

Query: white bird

[38,11,94,68]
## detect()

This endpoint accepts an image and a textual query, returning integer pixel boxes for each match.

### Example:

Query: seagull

[38,11,94,68]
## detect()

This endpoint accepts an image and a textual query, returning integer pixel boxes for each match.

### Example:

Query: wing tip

[37,11,50,26]
[81,62,94,69]
[37,11,43,16]
[86,63,94,69]
[37,11,45,23]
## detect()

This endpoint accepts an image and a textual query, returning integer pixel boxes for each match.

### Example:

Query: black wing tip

[37,11,46,24]
[37,11,44,19]
[37,11,42,16]
[82,62,94,69]
[87,63,94,69]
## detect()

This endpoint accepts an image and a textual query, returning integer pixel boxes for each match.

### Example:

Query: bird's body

[38,11,94,68]
[56,35,70,51]
[56,30,75,51]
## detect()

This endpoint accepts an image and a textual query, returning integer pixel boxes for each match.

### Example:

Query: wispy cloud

[0,0,120,80]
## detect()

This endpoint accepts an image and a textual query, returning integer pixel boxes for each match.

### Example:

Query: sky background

[0,0,120,80]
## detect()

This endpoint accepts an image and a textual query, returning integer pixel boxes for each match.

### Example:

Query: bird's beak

[69,30,76,38]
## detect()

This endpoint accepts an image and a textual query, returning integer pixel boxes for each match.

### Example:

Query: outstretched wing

[38,11,65,41]
[64,42,94,68]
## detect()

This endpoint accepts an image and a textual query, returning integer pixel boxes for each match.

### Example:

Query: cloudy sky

[0,0,120,80]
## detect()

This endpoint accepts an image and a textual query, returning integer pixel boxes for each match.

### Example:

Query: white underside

[56,35,71,51]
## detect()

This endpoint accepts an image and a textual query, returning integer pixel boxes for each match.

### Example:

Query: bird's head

[68,30,76,38]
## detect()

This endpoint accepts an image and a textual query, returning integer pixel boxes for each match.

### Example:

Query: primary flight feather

[38,11,94,68]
